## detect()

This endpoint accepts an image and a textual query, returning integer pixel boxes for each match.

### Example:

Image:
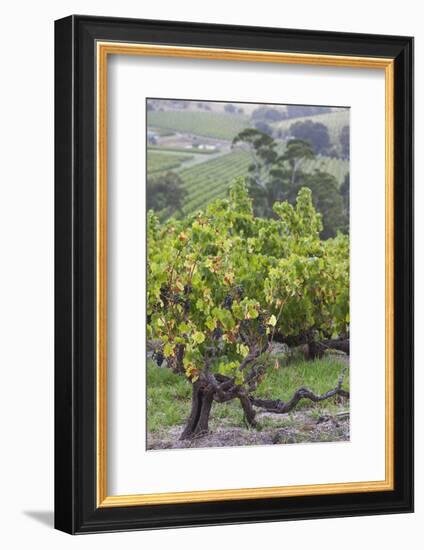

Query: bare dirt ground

[147,410,349,451]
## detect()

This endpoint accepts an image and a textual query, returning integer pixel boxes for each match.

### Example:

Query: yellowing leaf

[192,331,205,344]
[175,280,184,292]
[205,317,217,331]
[223,271,235,285]
[237,343,249,358]
[268,314,277,327]
[163,343,174,357]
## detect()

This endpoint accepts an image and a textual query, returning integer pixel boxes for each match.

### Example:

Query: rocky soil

[147,410,349,451]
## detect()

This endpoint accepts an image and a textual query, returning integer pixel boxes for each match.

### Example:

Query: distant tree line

[250,107,349,160]
[147,172,187,220]
[251,105,332,123]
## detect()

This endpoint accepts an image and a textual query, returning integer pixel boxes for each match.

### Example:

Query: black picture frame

[55,14,414,534]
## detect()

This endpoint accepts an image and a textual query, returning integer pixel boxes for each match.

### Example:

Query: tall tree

[289,120,331,155]
[340,172,350,231]
[147,171,187,220]
[253,120,273,136]
[294,172,347,239]
[251,106,286,121]
[232,129,347,237]
[281,139,315,186]
[340,125,350,159]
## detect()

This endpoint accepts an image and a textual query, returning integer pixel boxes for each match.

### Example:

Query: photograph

[146,98,351,450]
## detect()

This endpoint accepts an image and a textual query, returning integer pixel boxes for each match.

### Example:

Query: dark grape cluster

[258,323,266,336]
[172,294,183,305]
[223,294,233,310]
[235,285,244,299]
[212,327,223,340]
[152,350,164,367]
[159,284,171,307]
[257,314,266,336]
[159,283,192,314]
[240,319,250,332]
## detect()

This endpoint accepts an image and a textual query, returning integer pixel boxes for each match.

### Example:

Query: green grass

[273,110,350,149]
[147,357,349,433]
[147,151,193,174]
[147,110,249,140]
[147,363,192,432]
[254,356,349,409]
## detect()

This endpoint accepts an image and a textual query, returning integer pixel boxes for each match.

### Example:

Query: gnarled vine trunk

[179,364,349,441]
[180,381,214,440]
[180,380,258,440]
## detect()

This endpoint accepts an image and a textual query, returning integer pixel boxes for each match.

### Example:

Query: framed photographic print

[54,15,413,534]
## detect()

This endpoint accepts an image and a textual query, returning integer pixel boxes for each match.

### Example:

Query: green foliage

[340,125,350,159]
[340,172,350,212]
[290,171,348,239]
[147,110,249,140]
[147,179,349,388]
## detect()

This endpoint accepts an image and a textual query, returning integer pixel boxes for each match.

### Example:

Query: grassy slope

[149,148,348,220]
[147,357,349,433]
[147,110,249,140]
[147,151,193,174]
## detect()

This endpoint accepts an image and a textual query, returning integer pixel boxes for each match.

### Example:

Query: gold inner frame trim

[96,41,395,508]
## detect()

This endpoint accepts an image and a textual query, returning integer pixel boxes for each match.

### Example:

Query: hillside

[147,110,249,141]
